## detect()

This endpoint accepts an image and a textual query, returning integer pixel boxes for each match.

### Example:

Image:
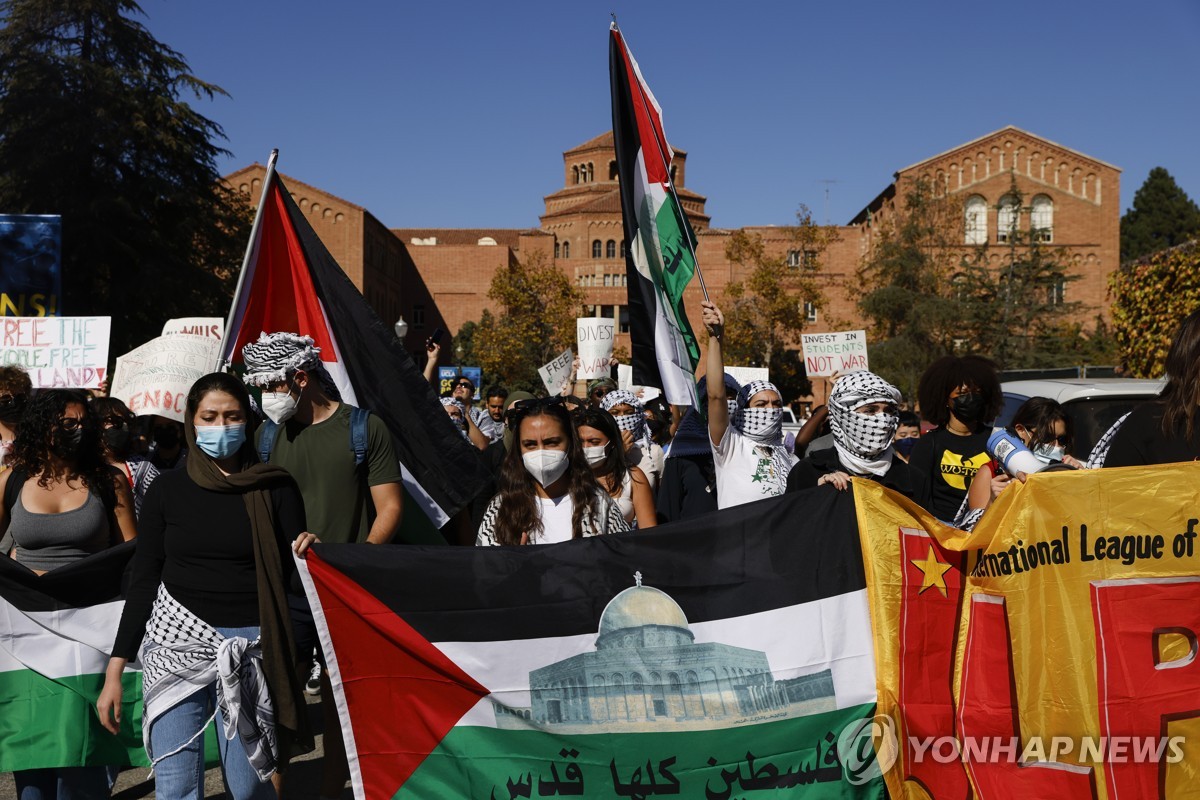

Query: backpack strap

[349,407,370,467]
[258,419,281,464]
[3,467,25,515]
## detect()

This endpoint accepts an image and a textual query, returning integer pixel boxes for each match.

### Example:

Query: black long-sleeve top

[112,469,305,660]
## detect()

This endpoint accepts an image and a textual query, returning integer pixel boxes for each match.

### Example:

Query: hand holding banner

[576,318,614,379]
[539,348,574,395]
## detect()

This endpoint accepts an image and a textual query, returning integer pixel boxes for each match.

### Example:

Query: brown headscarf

[184,417,313,767]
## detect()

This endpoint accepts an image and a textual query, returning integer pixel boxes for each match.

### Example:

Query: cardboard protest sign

[162,317,224,341]
[538,349,573,396]
[724,366,768,387]
[576,318,614,379]
[109,333,222,422]
[0,317,110,389]
[801,330,868,377]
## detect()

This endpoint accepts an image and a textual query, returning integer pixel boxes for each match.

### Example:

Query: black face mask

[0,395,26,424]
[52,427,83,459]
[153,426,180,448]
[950,393,985,425]
[103,427,132,456]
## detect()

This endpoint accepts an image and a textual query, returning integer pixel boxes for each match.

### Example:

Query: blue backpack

[257,406,371,467]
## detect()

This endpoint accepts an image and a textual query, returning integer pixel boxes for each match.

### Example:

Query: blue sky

[144,0,1200,230]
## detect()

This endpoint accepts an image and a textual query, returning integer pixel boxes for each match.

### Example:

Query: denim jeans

[149,625,274,800]
[12,767,109,800]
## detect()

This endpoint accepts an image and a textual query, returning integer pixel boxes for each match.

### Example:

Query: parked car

[997,378,1165,459]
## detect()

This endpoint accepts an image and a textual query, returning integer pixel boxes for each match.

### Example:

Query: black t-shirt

[655,455,718,523]
[112,469,306,659]
[1105,402,1200,468]
[785,447,933,511]
[907,427,991,521]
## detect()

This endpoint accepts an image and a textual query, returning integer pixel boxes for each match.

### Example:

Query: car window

[996,393,1029,429]
[1065,397,1153,459]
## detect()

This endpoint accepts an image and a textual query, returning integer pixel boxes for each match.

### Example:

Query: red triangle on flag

[304,551,490,800]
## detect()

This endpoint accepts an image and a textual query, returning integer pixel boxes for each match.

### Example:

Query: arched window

[997,194,1019,243]
[587,162,594,182]
[964,195,988,245]
[606,239,616,259]
[554,242,560,259]
[1031,195,1053,242]
[609,160,618,181]
[620,239,627,258]
[572,166,579,185]
[592,240,602,259]
[562,241,570,259]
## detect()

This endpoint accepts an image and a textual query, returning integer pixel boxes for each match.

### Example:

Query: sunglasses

[454,381,474,389]
[506,396,567,427]
[58,417,84,431]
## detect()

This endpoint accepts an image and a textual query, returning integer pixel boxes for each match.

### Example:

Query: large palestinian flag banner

[300,489,888,800]
[0,542,145,771]
[219,157,491,531]
[609,24,702,407]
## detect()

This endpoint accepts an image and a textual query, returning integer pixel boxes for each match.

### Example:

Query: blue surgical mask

[894,436,920,458]
[195,423,246,459]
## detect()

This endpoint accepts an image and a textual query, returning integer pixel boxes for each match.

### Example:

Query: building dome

[598,586,690,637]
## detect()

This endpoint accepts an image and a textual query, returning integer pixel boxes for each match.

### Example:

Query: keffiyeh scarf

[241,331,341,399]
[827,371,901,477]
[601,390,652,450]
[732,381,784,444]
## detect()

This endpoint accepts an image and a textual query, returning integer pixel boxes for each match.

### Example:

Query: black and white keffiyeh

[440,397,469,436]
[601,390,652,450]
[732,381,784,444]
[828,371,901,476]
[241,331,341,399]
[141,586,277,781]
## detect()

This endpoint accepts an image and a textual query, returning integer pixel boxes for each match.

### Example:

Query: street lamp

[394,316,409,340]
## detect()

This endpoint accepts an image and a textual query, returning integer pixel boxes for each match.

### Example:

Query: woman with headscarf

[786,372,931,509]
[701,301,797,509]
[97,373,315,800]
[656,372,740,522]
[599,389,664,489]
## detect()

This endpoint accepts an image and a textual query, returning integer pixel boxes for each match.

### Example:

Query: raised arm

[701,300,728,448]
[422,340,441,386]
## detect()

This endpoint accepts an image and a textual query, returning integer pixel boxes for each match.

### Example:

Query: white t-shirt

[712,426,796,509]
[475,489,631,545]
[628,442,664,489]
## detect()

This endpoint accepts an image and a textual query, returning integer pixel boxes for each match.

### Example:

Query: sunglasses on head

[506,396,566,427]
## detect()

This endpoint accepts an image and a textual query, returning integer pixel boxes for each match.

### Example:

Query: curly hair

[0,366,32,397]
[1160,309,1200,440]
[572,407,629,498]
[916,355,1002,428]
[492,402,601,545]
[10,389,116,510]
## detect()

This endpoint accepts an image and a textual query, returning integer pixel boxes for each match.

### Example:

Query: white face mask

[261,384,299,424]
[522,448,570,487]
[583,444,609,466]
[1032,443,1066,464]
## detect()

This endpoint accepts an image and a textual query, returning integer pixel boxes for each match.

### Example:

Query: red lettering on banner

[958,594,1096,797]
[1092,577,1200,798]
[897,527,970,798]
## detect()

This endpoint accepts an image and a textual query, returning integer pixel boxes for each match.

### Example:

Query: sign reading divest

[801,330,868,377]
[0,317,110,389]
[576,318,614,379]
[109,333,222,422]
[538,348,573,396]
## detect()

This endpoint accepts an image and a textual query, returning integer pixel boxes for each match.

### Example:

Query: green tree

[1109,240,1200,376]
[0,0,251,355]
[720,205,837,402]
[1120,167,1200,262]
[471,252,583,394]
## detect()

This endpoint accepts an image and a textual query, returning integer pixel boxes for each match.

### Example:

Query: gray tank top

[10,485,109,571]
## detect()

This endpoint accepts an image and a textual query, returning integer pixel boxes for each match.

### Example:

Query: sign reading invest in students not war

[800,330,869,377]
[576,317,614,379]
[0,316,110,389]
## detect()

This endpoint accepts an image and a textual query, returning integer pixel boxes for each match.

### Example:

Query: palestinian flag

[299,490,887,800]
[609,24,702,407]
[219,157,491,530]
[0,543,145,771]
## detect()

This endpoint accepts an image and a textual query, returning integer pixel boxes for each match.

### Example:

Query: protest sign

[0,317,109,389]
[438,366,482,400]
[617,363,633,391]
[538,348,573,396]
[109,333,223,422]
[162,317,224,341]
[724,365,768,387]
[0,215,61,317]
[800,330,868,377]
[576,317,614,379]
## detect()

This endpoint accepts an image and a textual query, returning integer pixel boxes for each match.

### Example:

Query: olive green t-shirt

[258,403,402,544]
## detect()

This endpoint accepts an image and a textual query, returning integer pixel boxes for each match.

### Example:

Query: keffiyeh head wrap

[241,332,341,399]
[828,371,901,475]
[601,389,652,450]
[670,373,742,458]
[732,380,784,444]
[440,396,468,429]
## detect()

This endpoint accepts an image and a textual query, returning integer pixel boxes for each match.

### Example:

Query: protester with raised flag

[656,373,740,521]
[476,398,629,545]
[574,407,656,529]
[91,396,160,519]
[98,373,315,800]
[786,372,931,508]
[600,389,664,489]
[242,330,403,799]
[701,301,796,509]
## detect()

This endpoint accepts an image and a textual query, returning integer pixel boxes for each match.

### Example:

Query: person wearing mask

[701,301,796,509]
[148,416,187,471]
[91,396,160,519]
[600,389,665,489]
[97,373,316,800]
[574,408,656,529]
[907,355,1002,522]
[484,385,509,442]
[241,332,403,800]
[476,398,629,545]
[0,366,31,469]
[786,372,931,508]
[0,389,137,800]
[656,373,740,522]
[1107,309,1200,467]
[893,411,922,464]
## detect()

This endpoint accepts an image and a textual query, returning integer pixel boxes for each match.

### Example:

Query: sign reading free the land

[0,316,110,389]
[800,329,868,377]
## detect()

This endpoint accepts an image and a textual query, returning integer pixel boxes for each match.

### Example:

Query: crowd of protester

[3,305,1200,800]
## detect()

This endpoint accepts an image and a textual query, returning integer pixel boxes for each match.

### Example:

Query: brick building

[224,125,1119,403]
